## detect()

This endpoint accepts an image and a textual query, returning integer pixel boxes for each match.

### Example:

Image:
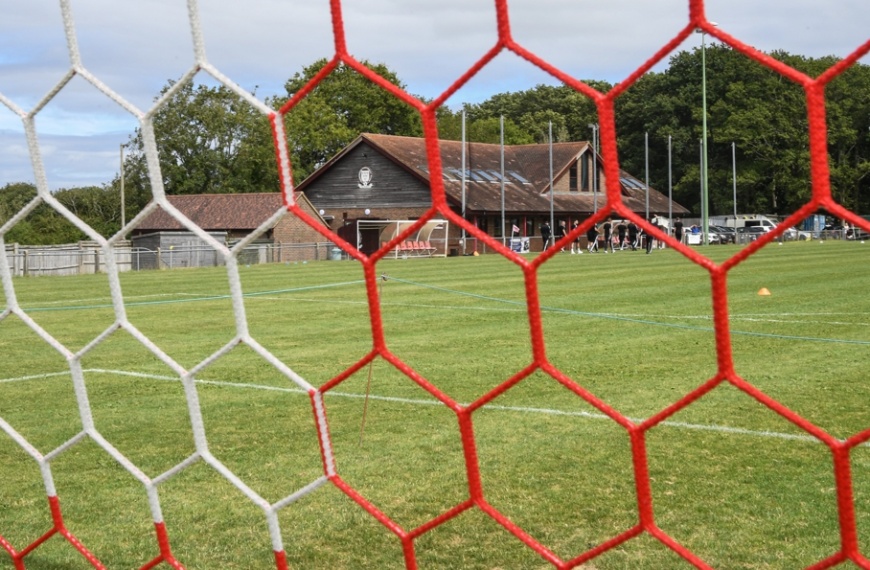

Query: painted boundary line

[0,369,847,448]
[13,276,870,345]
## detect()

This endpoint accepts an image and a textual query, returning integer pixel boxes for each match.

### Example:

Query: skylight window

[474,169,497,182]
[487,169,506,182]
[621,177,646,190]
[507,171,532,185]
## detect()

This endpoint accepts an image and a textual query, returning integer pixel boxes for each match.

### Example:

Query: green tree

[72,51,870,235]
[435,106,534,145]
[615,46,870,218]
[823,59,870,213]
[616,46,821,217]
[0,183,38,225]
[135,81,278,196]
[54,185,126,238]
[276,59,424,181]
[466,83,607,143]
[0,182,41,244]
[0,182,106,245]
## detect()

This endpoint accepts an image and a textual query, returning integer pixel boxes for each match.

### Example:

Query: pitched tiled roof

[137,192,302,231]
[332,134,688,215]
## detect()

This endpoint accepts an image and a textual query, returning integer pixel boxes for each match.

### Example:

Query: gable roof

[298,133,688,215]
[136,192,318,232]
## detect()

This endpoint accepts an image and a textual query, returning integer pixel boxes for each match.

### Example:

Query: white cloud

[1,0,867,190]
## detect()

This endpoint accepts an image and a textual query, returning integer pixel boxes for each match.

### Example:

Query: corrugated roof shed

[137,192,317,231]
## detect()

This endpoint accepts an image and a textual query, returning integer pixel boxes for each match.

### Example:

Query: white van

[743,218,776,232]
[709,214,778,232]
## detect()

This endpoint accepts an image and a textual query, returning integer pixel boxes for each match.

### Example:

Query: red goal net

[2,0,870,568]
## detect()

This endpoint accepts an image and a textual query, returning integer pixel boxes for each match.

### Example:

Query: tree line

[2,45,868,244]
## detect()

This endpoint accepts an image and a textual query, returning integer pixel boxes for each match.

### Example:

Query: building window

[569,163,578,192]
[581,157,589,191]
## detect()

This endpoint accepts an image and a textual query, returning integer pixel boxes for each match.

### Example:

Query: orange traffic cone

[758,287,771,296]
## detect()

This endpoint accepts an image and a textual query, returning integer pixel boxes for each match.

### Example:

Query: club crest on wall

[358,166,373,188]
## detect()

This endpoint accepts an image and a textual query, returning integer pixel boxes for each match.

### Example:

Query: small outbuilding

[131,192,330,268]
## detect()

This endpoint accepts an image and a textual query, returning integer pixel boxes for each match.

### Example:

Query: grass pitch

[1,240,869,569]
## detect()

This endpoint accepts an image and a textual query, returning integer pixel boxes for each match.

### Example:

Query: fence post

[23,249,29,276]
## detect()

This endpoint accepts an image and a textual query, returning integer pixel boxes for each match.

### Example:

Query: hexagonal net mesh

[1,0,870,569]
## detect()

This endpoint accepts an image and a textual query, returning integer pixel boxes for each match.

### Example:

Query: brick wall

[272,200,333,262]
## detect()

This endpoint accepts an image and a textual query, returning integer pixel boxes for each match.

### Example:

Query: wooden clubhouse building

[297,133,688,255]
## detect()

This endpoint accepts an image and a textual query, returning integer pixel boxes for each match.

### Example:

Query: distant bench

[387,240,436,257]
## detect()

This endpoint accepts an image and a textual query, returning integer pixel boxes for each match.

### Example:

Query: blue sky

[1,0,867,191]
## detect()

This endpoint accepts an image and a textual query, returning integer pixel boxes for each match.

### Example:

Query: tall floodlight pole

[589,123,599,213]
[500,115,505,247]
[461,110,467,255]
[732,141,737,221]
[549,121,554,247]
[668,135,674,229]
[119,143,126,229]
[699,139,705,230]
[644,131,650,221]
[697,23,717,245]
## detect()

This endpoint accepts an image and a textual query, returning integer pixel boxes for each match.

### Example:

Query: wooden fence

[4,242,133,277]
[3,241,341,276]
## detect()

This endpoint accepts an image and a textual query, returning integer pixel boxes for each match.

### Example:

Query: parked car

[784,227,811,240]
[710,225,736,244]
[697,226,720,244]
[735,226,768,242]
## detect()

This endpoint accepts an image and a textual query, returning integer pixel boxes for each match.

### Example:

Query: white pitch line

[0,371,71,384]
[18,292,201,308]
[1,369,850,448]
[596,313,870,327]
[244,295,526,313]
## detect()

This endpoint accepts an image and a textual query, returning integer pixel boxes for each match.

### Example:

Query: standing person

[586,222,599,253]
[617,220,627,250]
[554,220,567,251]
[571,220,581,254]
[627,220,639,251]
[541,220,551,250]
[602,218,614,253]
[657,217,666,249]
[646,215,657,253]
[674,217,684,245]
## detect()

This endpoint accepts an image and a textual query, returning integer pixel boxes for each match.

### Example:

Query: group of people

[541,217,682,254]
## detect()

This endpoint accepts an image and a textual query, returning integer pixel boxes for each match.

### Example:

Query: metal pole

[591,124,599,214]
[644,131,650,221]
[700,139,704,235]
[119,143,126,230]
[500,115,505,247]
[701,30,710,245]
[668,135,673,234]
[732,141,737,221]
[549,121,554,248]
[461,110,466,255]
